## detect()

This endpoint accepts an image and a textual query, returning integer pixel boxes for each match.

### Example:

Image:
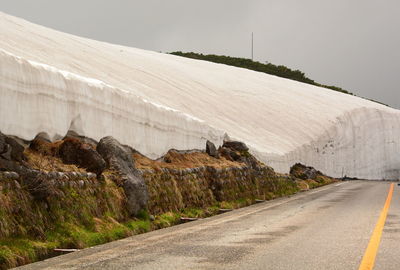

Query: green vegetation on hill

[171,51,353,94]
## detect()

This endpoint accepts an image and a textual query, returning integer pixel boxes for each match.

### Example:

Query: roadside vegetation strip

[0,137,337,269]
[358,183,394,270]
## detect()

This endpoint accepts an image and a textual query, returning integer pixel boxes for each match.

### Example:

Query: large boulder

[222,140,249,152]
[240,154,260,170]
[219,146,240,161]
[206,140,218,158]
[0,132,26,162]
[64,130,99,146]
[6,137,26,162]
[97,136,148,216]
[29,135,57,156]
[290,163,320,180]
[59,138,106,176]
[218,144,260,170]
[0,157,19,171]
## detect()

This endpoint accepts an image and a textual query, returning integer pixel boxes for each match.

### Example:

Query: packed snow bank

[0,12,399,179]
[258,107,400,179]
[0,49,226,157]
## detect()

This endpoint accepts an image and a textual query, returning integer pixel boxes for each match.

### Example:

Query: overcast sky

[1,0,399,108]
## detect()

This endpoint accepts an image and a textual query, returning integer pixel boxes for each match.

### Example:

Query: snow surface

[0,12,399,179]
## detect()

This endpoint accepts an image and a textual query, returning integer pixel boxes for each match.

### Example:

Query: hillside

[170,52,390,107]
[170,51,352,95]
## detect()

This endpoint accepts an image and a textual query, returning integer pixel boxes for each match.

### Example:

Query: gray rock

[48,171,58,179]
[97,136,148,216]
[34,132,51,142]
[78,180,85,188]
[5,136,26,162]
[87,173,96,180]
[14,180,21,189]
[9,172,19,179]
[289,163,320,180]
[207,166,217,174]
[222,140,249,152]
[0,147,11,163]
[206,140,218,158]
[219,147,240,161]
[97,137,134,173]
[0,132,6,154]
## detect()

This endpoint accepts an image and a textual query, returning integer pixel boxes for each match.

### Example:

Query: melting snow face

[0,49,225,158]
[0,12,400,179]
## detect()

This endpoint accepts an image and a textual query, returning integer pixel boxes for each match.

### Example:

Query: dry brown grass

[29,138,63,157]
[133,150,242,170]
[24,149,86,173]
[297,180,310,191]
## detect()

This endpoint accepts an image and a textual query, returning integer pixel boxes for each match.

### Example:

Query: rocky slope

[0,132,336,269]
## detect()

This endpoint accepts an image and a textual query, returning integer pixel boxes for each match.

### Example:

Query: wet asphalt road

[16,180,400,270]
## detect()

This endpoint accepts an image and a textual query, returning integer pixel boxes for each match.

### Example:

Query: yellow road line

[358,183,394,270]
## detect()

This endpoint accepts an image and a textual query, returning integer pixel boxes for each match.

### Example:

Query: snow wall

[0,12,399,179]
[0,49,226,157]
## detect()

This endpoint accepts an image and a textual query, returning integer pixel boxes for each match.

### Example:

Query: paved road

[17,181,400,270]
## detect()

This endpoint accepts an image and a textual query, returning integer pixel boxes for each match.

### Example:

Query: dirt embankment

[0,132,337,269]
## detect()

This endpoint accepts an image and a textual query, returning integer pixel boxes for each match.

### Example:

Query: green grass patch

[0,216,152,269]
[181,208,204,218]
[125,219,151,234]
[0,238,57,270]
[153,212,181,229]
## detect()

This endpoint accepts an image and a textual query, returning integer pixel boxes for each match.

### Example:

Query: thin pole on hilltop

[251,32,254,61]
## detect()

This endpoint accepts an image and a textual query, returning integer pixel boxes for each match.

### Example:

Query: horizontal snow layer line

[0,49,227,158]
[256,107,400,180]
[1,48,206,123]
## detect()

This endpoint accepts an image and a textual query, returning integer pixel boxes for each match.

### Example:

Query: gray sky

[1,0,399,108]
